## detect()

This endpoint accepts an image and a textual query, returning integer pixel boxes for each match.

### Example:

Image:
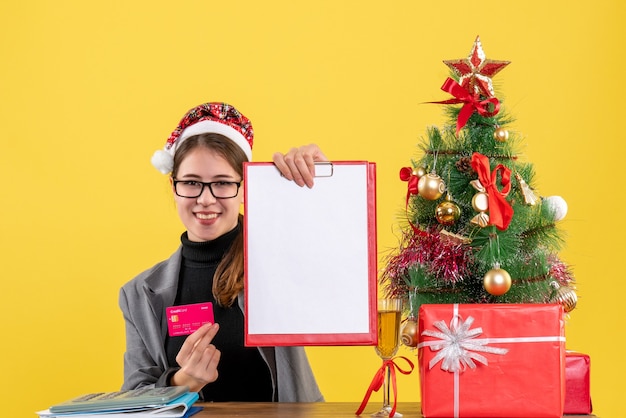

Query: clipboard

[243,161,377,346]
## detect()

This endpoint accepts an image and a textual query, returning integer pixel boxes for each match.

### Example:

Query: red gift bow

[355,356,415,417]
[399,167,420,207]
[432,77,501,135]
[471,152,513,230]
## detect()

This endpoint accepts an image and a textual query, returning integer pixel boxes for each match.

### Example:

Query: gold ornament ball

[483,268,512,296]
[435,201,461,225]
[551,285,578,313]
[414,166,427,177]
[493,127,509,142]
[418,173,446,200]
[401,318,419,347]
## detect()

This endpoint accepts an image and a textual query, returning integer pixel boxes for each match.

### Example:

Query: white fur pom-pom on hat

[151,102,254,174]
[151,149,174,175]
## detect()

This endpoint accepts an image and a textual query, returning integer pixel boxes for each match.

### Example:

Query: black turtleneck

[165,225,272,402]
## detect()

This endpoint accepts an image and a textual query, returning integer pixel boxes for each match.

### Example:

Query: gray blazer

[119,247,324,402]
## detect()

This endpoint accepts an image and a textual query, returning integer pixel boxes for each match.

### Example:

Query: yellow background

[1,1,623,416]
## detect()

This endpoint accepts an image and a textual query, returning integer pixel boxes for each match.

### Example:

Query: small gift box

[418,303,565,418]
[564,351,592,414]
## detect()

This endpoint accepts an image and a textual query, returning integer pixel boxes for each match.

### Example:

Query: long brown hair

[171,133,247,307]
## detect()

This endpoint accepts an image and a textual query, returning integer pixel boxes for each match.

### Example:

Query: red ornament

[443,36,510,98]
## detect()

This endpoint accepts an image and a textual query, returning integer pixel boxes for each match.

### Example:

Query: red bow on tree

[399,167,420,207]
[470,152,513,230]
[432,78,501,135]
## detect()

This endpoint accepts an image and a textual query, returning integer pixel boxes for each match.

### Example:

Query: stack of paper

[37,387,200,418]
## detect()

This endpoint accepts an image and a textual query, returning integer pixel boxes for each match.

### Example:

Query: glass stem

[382,362,391,409]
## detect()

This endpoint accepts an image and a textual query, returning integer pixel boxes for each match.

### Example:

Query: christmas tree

[381,37,577,346]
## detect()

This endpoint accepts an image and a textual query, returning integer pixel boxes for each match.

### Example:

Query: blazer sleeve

[118,251,181,390]
[119,284,167,389]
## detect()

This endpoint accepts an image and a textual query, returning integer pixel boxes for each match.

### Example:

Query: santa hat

[151,102,254,174]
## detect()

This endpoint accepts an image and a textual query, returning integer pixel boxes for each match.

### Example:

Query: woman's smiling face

[172,146,243,242]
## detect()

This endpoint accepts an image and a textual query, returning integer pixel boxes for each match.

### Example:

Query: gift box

[417,303,565,418]
[564,351,592,414]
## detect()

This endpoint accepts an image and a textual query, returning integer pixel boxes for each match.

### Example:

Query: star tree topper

[443,36,510,98]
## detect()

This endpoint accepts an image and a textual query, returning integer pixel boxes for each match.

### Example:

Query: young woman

[119,102,326,402]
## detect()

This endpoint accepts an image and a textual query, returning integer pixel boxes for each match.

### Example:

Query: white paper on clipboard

[243,161,377,346]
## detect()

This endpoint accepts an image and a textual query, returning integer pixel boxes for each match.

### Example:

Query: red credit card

[166,302,214,337]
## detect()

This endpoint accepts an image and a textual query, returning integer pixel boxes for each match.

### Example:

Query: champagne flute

[372,298,403,417]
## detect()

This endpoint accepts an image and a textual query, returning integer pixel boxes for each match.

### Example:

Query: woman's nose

[196,185,217,204]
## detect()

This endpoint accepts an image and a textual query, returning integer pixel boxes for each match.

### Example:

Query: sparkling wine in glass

[372,298,402,417]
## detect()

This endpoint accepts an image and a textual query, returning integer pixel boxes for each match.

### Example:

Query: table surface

[193,402,596,417]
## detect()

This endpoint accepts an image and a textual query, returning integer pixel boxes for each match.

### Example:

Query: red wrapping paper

[564,351,592,414]
[418,304,565,418]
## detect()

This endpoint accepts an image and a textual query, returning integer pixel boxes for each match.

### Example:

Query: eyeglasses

[172,179,242,199]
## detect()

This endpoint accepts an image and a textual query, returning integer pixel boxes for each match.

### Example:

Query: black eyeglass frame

[172,179,242,199]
